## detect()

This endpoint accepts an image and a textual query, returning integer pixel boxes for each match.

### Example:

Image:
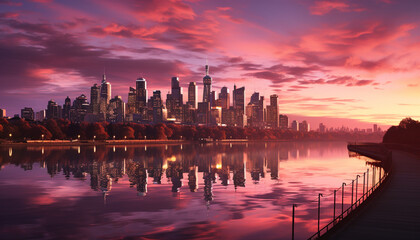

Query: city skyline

[1,0,420,128]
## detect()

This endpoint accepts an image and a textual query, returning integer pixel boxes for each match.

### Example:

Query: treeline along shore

[0,117,383,144]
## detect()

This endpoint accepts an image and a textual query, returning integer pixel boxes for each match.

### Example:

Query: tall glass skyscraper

[203,65,212,103]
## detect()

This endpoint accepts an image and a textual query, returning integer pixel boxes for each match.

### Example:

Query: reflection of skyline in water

[0,142,380,240]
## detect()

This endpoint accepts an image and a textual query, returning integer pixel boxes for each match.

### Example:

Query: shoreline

[0,138,381,147]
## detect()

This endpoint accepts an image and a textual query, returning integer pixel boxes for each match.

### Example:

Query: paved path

[328,150,420,239]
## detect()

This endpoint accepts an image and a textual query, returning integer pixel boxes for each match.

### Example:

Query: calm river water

[0,141,382,240]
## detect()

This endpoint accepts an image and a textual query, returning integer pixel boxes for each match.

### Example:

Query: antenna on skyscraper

[205,57,209,75]
[102,67,106,82]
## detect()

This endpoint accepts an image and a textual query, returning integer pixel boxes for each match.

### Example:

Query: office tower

[197,102,210,125]
[373,124,378,133]
[21,107,34,121]
[166,77,183,120]
[0,109,5,118]
[63,96,71,119]
[136,77,147,113]
[36,110,46,121]
[291,120,299,131]
[250,92,260,105]
[247,92,264,127]
[150,90,167,123]
[100,73,111,114]
[233,85,245,112]
[279,114,288,129]
[108,96,126,123]
[319,123,326,133]
[187,82,198,109]
[219,87,230,109]
[203,64,212,103]
[127,87,136,114]
[232,85,246,127]
[210,106,222,125]
[182,104,196,124]
[46,99,62,119]
[299,120,310,132]
[90,84,101,114]
[266,94,278,128]
[70,94,89,122]
[100,73,111,103]
[210,90,216,107]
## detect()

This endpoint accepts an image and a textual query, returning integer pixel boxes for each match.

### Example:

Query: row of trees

[383,118,420,145]
[0,118,383,141]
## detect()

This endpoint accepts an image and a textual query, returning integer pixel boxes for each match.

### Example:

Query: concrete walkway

[328,150,420,239]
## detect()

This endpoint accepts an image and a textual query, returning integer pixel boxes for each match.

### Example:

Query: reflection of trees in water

[0,142,362,199]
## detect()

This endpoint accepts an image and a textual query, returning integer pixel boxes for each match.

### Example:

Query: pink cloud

[310,1,364,15]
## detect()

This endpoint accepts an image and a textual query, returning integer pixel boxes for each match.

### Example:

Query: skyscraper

[203,65,212,103]
[127,87,136,114]
[219,87,230,109]
[70,94,89,122]
[266,94,278,128]
[63,96,71,119]
[136,77,147,113]
[187,82,197,109]
[100,74,111,102]
[90,84,101,114]
[233,85,246,127]
[108,96,125,123]
[150,90,166,123]
[166,77,183,120]
[46,99,62,119]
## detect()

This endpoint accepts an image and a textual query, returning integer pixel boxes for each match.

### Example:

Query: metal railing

[290,145,392,240]
[306,170,389,240]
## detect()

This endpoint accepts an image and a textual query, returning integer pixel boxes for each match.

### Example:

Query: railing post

[379,167,382,181]
[373,167,375,189]
[333,190,336,222]
[318,193,323,237]
[366,169,369,196]
[351,180,354,209]
[341,183,346,218]
[355,175,360,206]
[363,172,366,200]
[292,204,297,240]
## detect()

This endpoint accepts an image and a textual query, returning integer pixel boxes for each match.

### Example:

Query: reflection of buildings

[188,166,198,192]
[166,160,183,193]
[0,143,346,200]
[127,162,148,196]
[203,169,214,202]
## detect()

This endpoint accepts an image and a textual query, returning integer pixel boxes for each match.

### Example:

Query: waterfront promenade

[328,150,420,239]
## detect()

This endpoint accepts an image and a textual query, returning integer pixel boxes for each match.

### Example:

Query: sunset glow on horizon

[1,0,420,128]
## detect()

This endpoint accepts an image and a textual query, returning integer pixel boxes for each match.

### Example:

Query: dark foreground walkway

[328,151,420,239]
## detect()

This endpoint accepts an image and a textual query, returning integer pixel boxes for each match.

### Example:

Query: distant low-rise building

[291,120,299,131]
[279,114,288,129]
[21,107,34,121]
[36,110,46,121]
[299,120,310,132]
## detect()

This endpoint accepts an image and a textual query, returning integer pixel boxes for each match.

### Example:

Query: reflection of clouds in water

[0,142,381,240]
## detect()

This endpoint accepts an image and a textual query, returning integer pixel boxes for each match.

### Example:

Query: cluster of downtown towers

[22,65,295,130]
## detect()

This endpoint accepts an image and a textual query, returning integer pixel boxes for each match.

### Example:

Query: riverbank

[326,144,420,239]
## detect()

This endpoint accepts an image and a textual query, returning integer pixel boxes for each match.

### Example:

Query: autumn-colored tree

[45,119,66,139]
[28,125,52,140]
[86,122,109,140]
[118,125,135,139]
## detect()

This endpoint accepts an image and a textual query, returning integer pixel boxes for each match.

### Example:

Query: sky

[1,0,420,129]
